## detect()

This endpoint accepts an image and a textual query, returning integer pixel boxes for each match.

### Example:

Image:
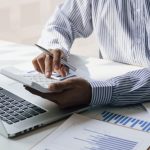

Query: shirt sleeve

[89,68,150,106]
[37,0,93,57]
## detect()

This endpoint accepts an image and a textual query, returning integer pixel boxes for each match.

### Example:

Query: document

[31,114,150,150]
[97,110,150,133]
[143,102,150,115]
[88,105,150,133]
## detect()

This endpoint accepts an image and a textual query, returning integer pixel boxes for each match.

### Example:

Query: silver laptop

[0,81,88,138]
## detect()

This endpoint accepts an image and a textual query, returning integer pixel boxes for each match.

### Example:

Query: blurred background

[0,0,99,57]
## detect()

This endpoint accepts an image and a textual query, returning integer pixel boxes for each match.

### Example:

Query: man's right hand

[32,49,69,78]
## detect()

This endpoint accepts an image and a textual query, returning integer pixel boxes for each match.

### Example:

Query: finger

[60,65,67,77]
[56,65,65,77]
[45,54,53,78]
[62,65,69,76]
[64,66,69,75]
[56,65,68,77]
[24,85,58,103]
[24,85,42,95]
[32,57,41,72]
[46,89,80,109]
[24,85,48,97]
[48,80,73,92]
[37,54,46,74]
[52,50,61,70]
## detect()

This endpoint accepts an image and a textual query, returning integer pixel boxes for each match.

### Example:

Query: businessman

[26,0,150,108]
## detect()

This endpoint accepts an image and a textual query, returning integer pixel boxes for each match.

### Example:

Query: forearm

[89,68,150,106]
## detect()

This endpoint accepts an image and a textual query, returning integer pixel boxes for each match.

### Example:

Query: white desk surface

[0,40,150,150]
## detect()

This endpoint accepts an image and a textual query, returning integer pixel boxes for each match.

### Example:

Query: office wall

[0,0,98,57]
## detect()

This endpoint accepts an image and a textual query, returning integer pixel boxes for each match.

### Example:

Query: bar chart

[74,128,138,150]
[100,111,150,132]
[31,114,150,150]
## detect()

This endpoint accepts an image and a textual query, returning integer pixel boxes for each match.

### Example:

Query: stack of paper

[31,114,150,150]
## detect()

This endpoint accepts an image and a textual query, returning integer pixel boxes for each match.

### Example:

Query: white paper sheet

[143,102,150,115]
[31,114,150,150]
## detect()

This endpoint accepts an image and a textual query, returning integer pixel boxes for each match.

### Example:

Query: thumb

[48,80,73,92]
[24,85,45,96]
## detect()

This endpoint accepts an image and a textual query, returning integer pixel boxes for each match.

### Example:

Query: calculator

[0,67,76,93]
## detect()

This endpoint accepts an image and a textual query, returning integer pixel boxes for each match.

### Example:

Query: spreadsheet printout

[31,114,150,150]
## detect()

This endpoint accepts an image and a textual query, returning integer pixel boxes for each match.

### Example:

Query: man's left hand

[25,77,92,109]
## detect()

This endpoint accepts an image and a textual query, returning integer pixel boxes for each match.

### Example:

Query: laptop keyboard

[0,87,46,125]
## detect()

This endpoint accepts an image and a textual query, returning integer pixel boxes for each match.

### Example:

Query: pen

[35,44,76,71]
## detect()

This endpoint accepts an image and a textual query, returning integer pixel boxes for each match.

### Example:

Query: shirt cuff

[89,80,114,106]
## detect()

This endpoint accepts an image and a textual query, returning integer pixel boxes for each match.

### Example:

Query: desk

[0,40,150,150]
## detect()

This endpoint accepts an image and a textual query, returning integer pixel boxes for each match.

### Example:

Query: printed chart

[100,111,150,132]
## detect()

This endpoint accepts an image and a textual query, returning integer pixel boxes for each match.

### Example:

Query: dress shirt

[38,0,150,106]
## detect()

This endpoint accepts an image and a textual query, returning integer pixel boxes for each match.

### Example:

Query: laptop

[0,77,89,138]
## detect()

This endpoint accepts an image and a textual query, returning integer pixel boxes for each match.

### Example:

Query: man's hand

[32,49,68,78]
[25,77,92,109]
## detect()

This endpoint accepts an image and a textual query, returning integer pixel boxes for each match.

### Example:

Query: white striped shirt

[38,0,150,106]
